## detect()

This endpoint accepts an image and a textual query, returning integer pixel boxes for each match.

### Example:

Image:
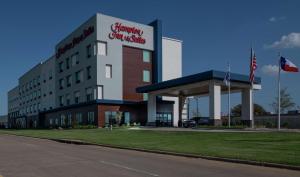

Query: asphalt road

[0,134,299,177]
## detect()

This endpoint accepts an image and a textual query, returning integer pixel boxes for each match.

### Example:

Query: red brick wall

[122,46,152,101]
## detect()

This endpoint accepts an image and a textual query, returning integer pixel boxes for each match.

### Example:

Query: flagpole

[278,52,281,130]
[228,63,231,128]
[250,47,254,129]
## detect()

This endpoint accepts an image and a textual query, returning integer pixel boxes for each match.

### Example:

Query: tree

[231,103,267,116]
[271,88,295,114]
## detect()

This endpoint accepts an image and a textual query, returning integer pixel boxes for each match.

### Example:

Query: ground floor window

[156,112,172,127]
[105,111,116,126]
[60,114,66,127]
[88,112,95,124]
[67,113,72,127]
[124,112,130,125]
[75,113,82,125]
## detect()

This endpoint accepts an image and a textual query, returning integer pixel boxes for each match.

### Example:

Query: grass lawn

[0,128,300,166]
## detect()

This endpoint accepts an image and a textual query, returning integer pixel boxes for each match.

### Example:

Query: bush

[282,122,289,128]
[265,121,275,128]
[73,125,97,129]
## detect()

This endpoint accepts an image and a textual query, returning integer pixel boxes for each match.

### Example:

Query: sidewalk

[129,127,300,133]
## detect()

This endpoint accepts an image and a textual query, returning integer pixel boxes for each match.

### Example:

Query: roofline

[162,36,183,43]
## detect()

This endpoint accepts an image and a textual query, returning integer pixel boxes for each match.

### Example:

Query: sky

[0,0,300,116]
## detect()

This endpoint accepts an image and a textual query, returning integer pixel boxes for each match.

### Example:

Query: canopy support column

[209,82,222,126]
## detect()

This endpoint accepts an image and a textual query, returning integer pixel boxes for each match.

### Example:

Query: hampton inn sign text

[109,22,146,44]
[56,26,94,59]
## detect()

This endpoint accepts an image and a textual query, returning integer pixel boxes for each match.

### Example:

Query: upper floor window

[87,66,92,80]
[49,70,53,80]
[143,50,151,62]
[66,94,71,106]
[97,85,103,99]
[86,87,93,102]
[71,52,79,66]
[75,70,83,84]
[66,58,70,69]
[37,76,40,85]
[74,91,80,104]
[96,41,107,56]
[86,44,92,58]
[59,78,65,89]
[143,70,150,82]
[59,61,64,73]
[59,96,64,106]
[105,64,112,78]
[66,75,72,87]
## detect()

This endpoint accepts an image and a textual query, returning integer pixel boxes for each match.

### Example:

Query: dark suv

[183,120,196,128]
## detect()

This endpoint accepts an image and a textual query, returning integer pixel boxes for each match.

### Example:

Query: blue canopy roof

[136,70,261,93]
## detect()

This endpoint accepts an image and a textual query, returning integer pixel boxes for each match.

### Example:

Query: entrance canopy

[136,70,262,127]
[137,70,261,96]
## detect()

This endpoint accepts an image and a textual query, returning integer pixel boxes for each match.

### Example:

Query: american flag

[249,48,257,84]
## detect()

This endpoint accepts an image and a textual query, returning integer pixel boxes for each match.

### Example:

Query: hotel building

[7,13,182,128]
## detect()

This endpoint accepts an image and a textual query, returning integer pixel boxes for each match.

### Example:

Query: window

[96,41,107,56]
[86,66,92,80]
[66,75,72,87]
[74,91,80,104]
[59,62,64,73]
[38,103,41,111]
[97,86,103,99]
[43,74,46,83]
[105,111,117,125]
[71,53,79,66]
[60,114,66,126]
[143,70,150,82]
[49,119,53,125]
[33,91,37,99]
[59,95,64,106]
[49,70,53,80]
[143,50,151,62]
[86,44,92,58]
[67,113,72,126]
[75,113,82,125]
[75,70,83,84]
[66,58,70,69]
[59,78,65,89]
[30,81,33,89]
[86,87,93,102]
[105,65,112,78]
[143,93,148,101]
[66,94,71,105]
[37,76,40,85]
[33,79,36,87]
[88,112,95,124]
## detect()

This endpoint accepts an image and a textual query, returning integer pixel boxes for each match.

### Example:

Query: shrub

[265,121,275,128]
[73,125,97,129]
[282,122,289,128]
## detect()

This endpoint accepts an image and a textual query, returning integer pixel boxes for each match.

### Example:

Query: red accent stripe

[283,65,299,72]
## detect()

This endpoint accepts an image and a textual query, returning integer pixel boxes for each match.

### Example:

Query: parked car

[198,118,210,125]
[183,120,196,128]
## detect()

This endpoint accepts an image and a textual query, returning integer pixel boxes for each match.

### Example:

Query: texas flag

[280,57,299,72]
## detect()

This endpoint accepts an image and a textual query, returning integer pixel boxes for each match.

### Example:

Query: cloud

[264,33,300,49]
[269,16,286,23]
[261,65,279,76]
[269,17,276,22]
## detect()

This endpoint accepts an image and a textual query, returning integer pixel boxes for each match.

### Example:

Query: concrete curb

[49,138,300,171]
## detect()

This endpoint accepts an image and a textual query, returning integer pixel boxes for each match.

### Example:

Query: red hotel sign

[109,22,146,44]
[56,26,94,59]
